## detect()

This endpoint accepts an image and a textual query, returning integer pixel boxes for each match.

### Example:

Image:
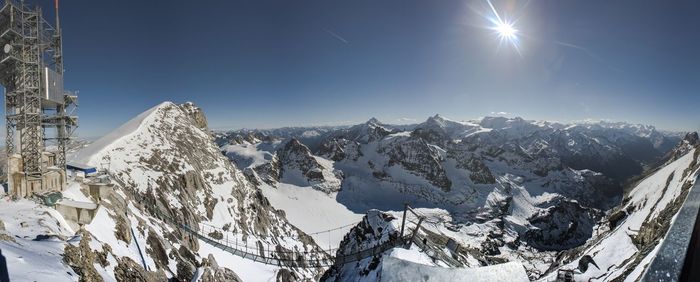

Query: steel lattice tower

[0,0,77,195]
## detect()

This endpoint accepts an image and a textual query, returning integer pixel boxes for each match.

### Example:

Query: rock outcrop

[69,102,328,281]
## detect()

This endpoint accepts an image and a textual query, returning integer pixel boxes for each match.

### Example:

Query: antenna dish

[3,44,11,54]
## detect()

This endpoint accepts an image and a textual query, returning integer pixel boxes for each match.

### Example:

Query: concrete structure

[85,182,114,203]
[55,199,97,225]
[7,152,66,198]
[0,0,78,197]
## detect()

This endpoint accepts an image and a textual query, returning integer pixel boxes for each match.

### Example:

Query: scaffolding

[0,0,77,196]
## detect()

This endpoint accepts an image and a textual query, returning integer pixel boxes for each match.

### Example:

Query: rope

[307,221,362,235]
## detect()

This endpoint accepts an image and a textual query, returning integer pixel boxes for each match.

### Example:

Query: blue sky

[13,0,700,137]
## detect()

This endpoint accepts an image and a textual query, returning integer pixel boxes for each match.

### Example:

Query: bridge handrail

[108,172,417,267]
[641,174,700,281]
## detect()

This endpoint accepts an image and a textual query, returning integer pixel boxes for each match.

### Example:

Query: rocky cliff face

[318,138,362,162]
[377,135,452,192]
[67,102,329,281]
[524,200,604,251]
[326,118,396,144]
[221,135,343,194]
[277,138,342,193]
[539,136,700,281]
[320,210,401,281]
[180,101,209,130]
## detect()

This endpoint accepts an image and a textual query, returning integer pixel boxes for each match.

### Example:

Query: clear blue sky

[14,0,700,137]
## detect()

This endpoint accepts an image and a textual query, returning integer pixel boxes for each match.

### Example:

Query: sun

[495,21,517,40]
[490,19,520,54]
[485,0,522,55]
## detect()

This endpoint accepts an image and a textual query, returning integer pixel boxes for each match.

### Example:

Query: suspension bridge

[108,173,450,268]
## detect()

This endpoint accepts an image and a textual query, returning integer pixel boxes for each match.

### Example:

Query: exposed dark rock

[276,268,300,282]
[199,254,243,282]
[114,214,131,244]
[179,102,209,130]
[176,260,196,282]
[524,200,604,251]
[458,157,496,184]
[63,231,102,282]
[114,256,166,282]
[379,137,452,192]
[146,231,168,270]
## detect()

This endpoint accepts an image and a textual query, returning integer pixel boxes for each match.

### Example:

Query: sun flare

[496,21,516,39]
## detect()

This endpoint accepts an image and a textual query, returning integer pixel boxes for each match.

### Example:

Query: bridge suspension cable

[108,173,428,268]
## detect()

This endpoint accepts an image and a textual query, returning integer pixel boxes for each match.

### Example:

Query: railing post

[400,203,408,238]
[408,216,424,249]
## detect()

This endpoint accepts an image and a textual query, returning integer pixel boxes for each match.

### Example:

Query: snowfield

[260,182,362,249]
[381,256,529,282]
[0,104,696,282]
[0,199,78,281]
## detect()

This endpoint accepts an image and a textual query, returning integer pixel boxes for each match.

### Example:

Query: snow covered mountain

[1,102,332,281]
[220,132,358,251]
[540,132,700,281]
[316,131,699,281]
[219,114,691,280]
[0,104,693,282]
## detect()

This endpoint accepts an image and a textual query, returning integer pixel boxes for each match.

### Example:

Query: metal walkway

[109,173,428,268]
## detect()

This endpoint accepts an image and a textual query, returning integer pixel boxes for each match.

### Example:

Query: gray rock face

[63,230,106,282]
[458,157,496,184]
[180,102,209,130]
[524,200,604,251]
[326,118,395,144]
[217,115,686,277]
[685,132,699,145]
[318,138,362,162]
[278,139,323,178]
[277,138,342,193]
[199,254,243,282]
[77,102,327,280]
[321,210,400,282]
[378,136,452,192]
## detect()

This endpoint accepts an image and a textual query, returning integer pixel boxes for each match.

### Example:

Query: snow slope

[59,102,330,281]
[381,256,529,282]
[541,147,699,281]
[0,199,78,281]
[71,102,165,166]
[260,182,362,249]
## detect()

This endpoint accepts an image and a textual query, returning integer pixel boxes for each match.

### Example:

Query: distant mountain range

[1,104,696,281]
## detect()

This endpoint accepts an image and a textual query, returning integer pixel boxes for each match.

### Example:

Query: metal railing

[642,174,700,281]
[108,172,423,268]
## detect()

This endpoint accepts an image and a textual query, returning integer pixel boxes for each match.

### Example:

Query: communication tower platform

[0,0,77,198]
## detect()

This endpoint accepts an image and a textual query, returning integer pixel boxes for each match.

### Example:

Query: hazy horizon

[79,103,699,139]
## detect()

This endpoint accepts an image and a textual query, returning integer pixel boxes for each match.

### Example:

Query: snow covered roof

[380,256,529,282]
[66,162,97,173]
[56,199,98,210]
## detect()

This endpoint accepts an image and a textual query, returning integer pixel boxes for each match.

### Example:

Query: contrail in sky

[324,28,349,44]
[554,40,622,73]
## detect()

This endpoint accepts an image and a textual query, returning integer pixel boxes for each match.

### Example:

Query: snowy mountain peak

[72,101,176,165]
[366,117,382,125]
[479,116,530,129]
[179,101,209,130]
[68,102,327,280]
[684,131,699,145]
[425,114,449,126]
[424,114,468,126]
